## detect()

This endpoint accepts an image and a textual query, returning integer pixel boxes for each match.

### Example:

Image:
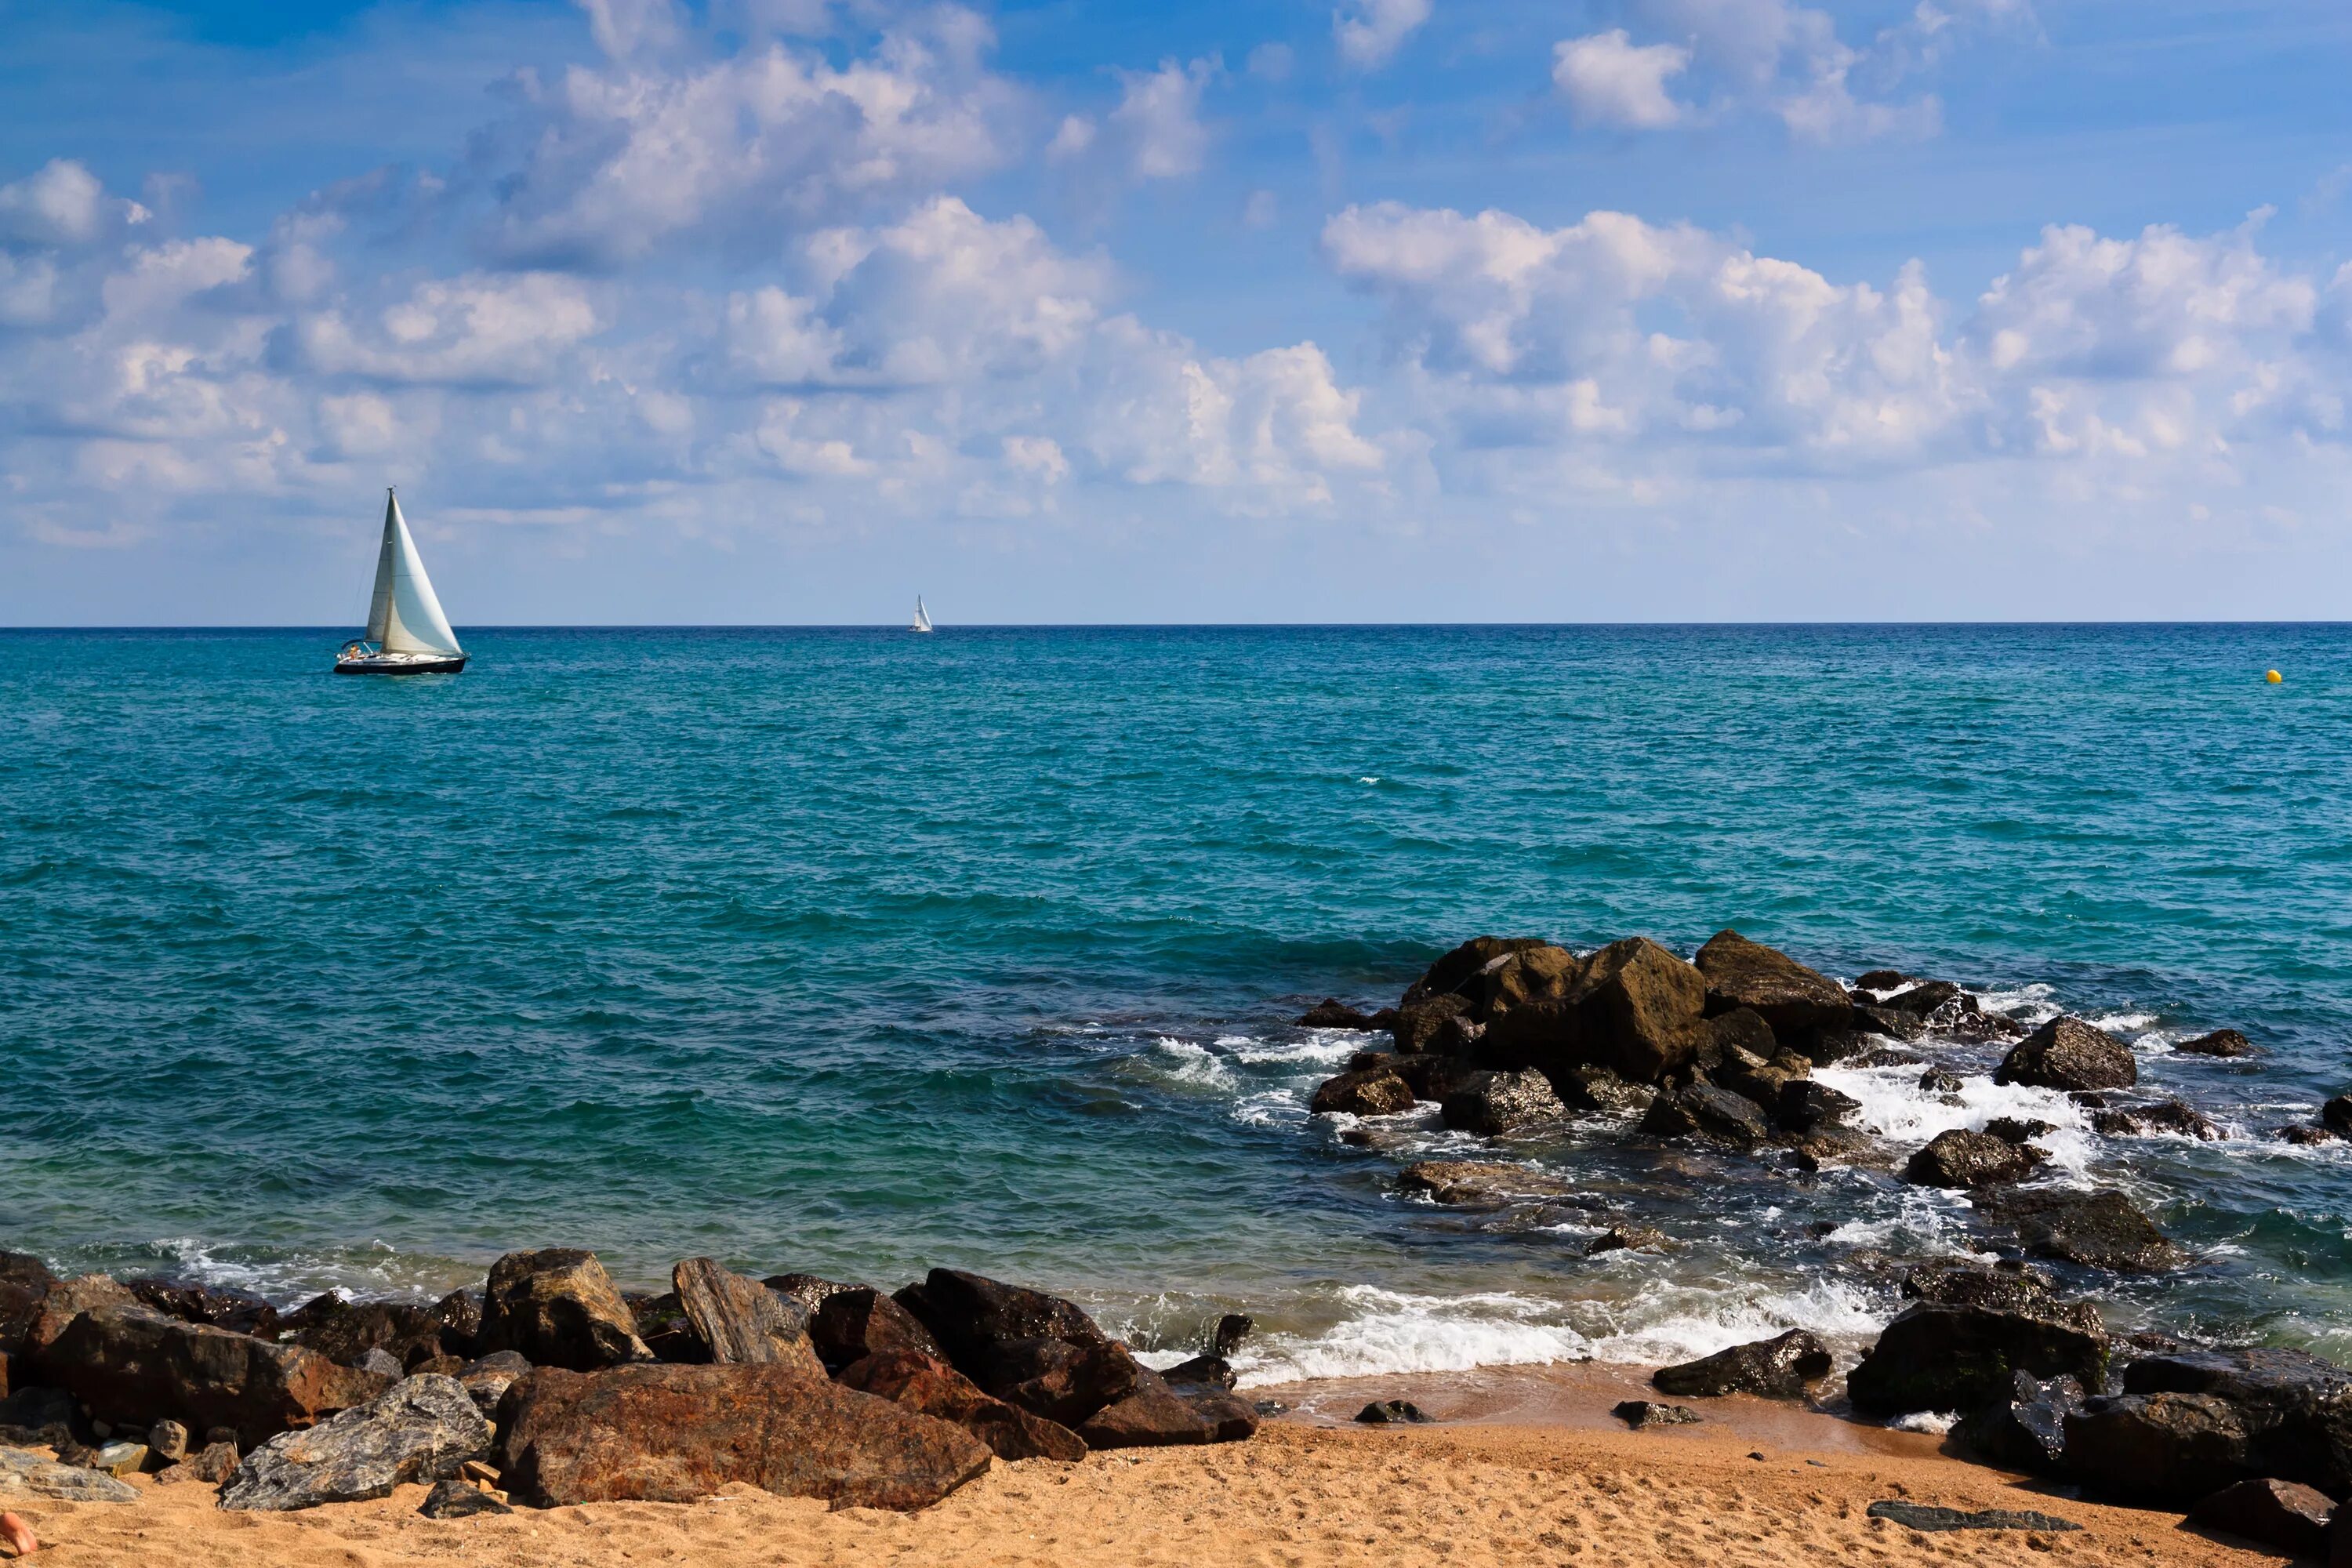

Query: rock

[219,1374,492,1512]
[1953,1370,2084,1475]
[1714,1036,1812,1109]
[671,1258,823,1375]
[1439,1069,1565,1136]
[1076,1364,1254,1448]
[23,1274,134,1361]
[1399,936,1550,1009]
[1882,980,1962,1016]
[764,1273,861,1316]
[893,1269,1137,1427]
[1706,1006,1777,1065]
[296,1301,445,1371]
[149,1418,188,1463]
[1585,1227,1669,1256]
[2064,1392,2255,1504]
[1353,1399,1430,1425]
[1995,1018,2138,1092]
[1852,1005,1929,1041]
[1396,1160,1573,1206]
[1904,1129,2045,1189]
[1777,1080,1861,1134]
[1790,1129,1883,1171]
[92,1440,147,1476]
[1554,1065,1658,1116]
[1613,1400,1699,1428]
[1298,999,1381,1029]
[1391,1053,1478,1101]
[1456,938,1713,1085]
[0,1258,55,1364]
[123,1279,279,1340]
[2188,1478,2334,1556]
[1855,970,1911,992]
[2122,1345,2352,1496]
[502,1361,989,1508]
[1213,1314,1252,1356]
[2281,1124,2339,1145]
[1846,1298,2107,1417]
[1982,1189,2188,1273]
[808,1287,944,1373]
[1640,1084,1773,1149]
[2092,1100,2221,1140]
[1392,993,1472,1053]
[1982,1116,2056,1144]
[1174,1385,1264,1442]
[838,1349,1087,1461]
[1917,1067,1963,1095]
[1160,1353,1235,1389]
[1652,1331,1831,1399]
[1866,1501,2079,1533]
[358,1348,404,1381]
[419,1476,512,1518]
[1693,931,1853,1038]
[1309,1066,1415,1117]
[2176,1029,2255,1058]
[630,1291,703,1363]
[1899,1262,2056,1314]
[428,1291,481,1359]
[456,1351,529,1415]
[478,1250,651,1372]
[2327,1095,2352,1138]
[29,1301,390,1449]
[173,1441,239,1483]
[0,1445,138,1504]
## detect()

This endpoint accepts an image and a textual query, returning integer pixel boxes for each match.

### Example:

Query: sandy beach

[7,1367,2280,1568]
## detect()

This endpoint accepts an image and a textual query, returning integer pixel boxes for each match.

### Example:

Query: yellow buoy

[2266,670,2283,684]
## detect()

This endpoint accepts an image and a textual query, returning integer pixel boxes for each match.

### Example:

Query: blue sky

[2,0,2350,624]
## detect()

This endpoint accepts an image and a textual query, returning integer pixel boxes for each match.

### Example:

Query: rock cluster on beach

[0,1245,1257,1519]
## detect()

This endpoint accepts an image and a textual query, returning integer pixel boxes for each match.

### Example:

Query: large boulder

[1651,1331,1831,1399]
[894,1269,1138,1427]
[1392,993,1473,1054]
[1899,1262,2058,1314]
[1555,1065,1658,1116]
[1439,1069,1564,1136]
[1995,1018,2138,1091]
[1777,1080,1861,1135]
[0,1255,56,1359]
[1982,1189,2187,1273]
[478,1249,651,1371]
[23,1273,134,1361]
[2122,1346,2352,1496]
[808,1287,945,1372]
[837,1349,1086,1461]
[1075,1365,1257,1448]
[0,1445,139,1504]
[1308,1066,1415,1117]
[671,1258,824,1376]
[126,1278,280,1341]
[30,1301,392,1448]
[1692,931,1852,1039]
[2188,1479,2335,1556]
[2064,1392,2255,1504]
[1904,1129,2045,1189]
[1846,1298,2108,1417]
[292,1301,445,1371]
[499,1362,991,1510]
[1639,1084,1773,1149]
[1952,1370,2085,1476]
[217,1374,492,1512]
[1399,936,1550,1009]
[1501,937,1715,1085]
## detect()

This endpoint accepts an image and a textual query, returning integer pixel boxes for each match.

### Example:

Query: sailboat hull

[335,654,468,675]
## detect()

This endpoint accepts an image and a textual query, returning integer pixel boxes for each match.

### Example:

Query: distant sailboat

[335,489,467,674]
[909,596,934,633]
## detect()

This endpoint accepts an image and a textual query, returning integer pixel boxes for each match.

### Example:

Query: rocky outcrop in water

[1983,1189,2187,1273]
[1693,930,1853,1041]
[2174,1028,2254,1058]
[1903,1128,2045,1189]
[1439,1069,1564,1135]
[1995,1017,2138,1091]
[1396,1161,1573,1206]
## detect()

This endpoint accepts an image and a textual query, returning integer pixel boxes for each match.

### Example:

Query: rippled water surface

[2,625,2347,1377]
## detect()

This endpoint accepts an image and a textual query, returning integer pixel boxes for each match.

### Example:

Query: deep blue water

[2,625,2347,1381]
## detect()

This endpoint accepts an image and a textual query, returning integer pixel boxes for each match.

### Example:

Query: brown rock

[1475,937,1713,1084]
[23,1274,134,1361]
[478,1250,650,1371]
[1308,1066,1415,1116]
[499,1362,991,1510]
[1399,936,1550,1008]
[1396,1160,1573,1206]
[837,1349,1086,1461]
[293,1301,444,1371]
[1904,1128,2047,1189]
[122,1279,279,1341]
[2174,1029,2254,1058]
[808,1287,944,1373]
[1076,1365,1253,1448]
[1296,1000,1378,1029]
[1693,931,1853,1038]
[1995,1017,2138,1092]
[893,1270,1137,1427]
[671,1258,824,1375]
[2188,1477,2334,1556]
[0,1256,56,1361]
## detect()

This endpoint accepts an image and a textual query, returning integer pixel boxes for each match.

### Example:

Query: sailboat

[335,488,467,674]
[909,596,934,633]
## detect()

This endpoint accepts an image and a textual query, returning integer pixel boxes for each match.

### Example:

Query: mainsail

[364,491,463,657]
[911,597,933,632]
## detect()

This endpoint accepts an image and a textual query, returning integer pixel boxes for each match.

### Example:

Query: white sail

[365,491,463,656]
[911,596,933,633]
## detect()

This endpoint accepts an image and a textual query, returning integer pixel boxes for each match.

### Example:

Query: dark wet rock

[1918,1068,1964,1095]
[2064,1392,2255,1504]
[479,1250,651,1372]
[1401,936,1552,1009]
[295,1301,444,1372]
[30,1301,391,1449]
[1855,970,1911,992]
[1899,1261,2056,1314]
[219,1374,493,1512]
[2188,1478,2334,1556]
[1984,1189,2188,1273]
[1397,1160,1573,1206]
[1777,1080,1861,1135]
[838,1348,1087,1462]
[632,1291,703,1363]
[893,1269,1138,1428]
[1790,1129,1884,1171]
[1392,993,1473,1054]
[1354,1399,1431,1425]
[123,1279,279,1341]
[1881,980,1961,1016]
[419,1476,512,1518]
[1213,1314,1252,1356]
[1309,1065,1415,1117]
[1465,938,1715,1087]
[2280,1124,2339,1145]
[1652,1330,1831,1399]
[1953,1370,2085,1475]
[2092,1100,2221,1140]
[1613,1400,1700,1428]
[2326,1095,2352,1138]
[1439,1069,1565,1136]
[1693,931,1853,1039]
[1554,1064,1659,1116]
[427,1290,481,1360]
[1640,1083,1773,1149]
[1585,1227,1669,1256]
[23,1274,136,1362]
[1705,1007,1777,1067]
[1851,1005,1929,1042]
[2122,1345,2352,1496]
[0,1445,139,1504]
[672,1258,823,1375]
[499,1361,991,1509]
[1866,1501,2079,1533]
[1904,1128,2045,1189]
[1392,1053,1479,1102]
[2175,1029,2255,1058]
[808,1287,944,1373]
[1160,1353,1236,1389]
[1073,1365,1255,1449]
[764,1273,862,1316]
[1996,1017,2138,1092]
[1298,999,1381,1029]
[275,1291,350,1342]
[0,1255,57,1361]
[1846,1298,2107,1417]
[1715,1040,1813,1111]
[1982,1118,2054,1145]
[456,1350,530,1415]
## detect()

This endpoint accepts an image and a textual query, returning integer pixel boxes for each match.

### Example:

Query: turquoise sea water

[2,625,2347,1380]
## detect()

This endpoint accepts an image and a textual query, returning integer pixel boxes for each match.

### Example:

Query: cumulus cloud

[292,273,603,387]
[0,159,147,249]
[1107,58,1215,181]
[1553,31,1692,130]
[1334,0,1433,71]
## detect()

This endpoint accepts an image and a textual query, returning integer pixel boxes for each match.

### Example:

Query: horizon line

[0,619,2347,633]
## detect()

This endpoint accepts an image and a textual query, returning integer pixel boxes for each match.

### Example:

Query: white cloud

[1334,0,1433,71]
[0,159,144,248]
[1552,31,1692,130]
[1108,59,1215,182]
[294,273,602,387]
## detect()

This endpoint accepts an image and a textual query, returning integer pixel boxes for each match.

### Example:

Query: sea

[2,624,2347,1386]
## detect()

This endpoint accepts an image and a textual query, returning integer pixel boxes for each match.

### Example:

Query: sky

[2,0,2350,625]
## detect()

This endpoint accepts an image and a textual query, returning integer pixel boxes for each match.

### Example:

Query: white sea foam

[1233,1286,1592,1385]
[1886,1410,1958,1435]
[1817,1064,2096,1180]
[1145,1036,1233,1089]
[1227,1033,1362,1068]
